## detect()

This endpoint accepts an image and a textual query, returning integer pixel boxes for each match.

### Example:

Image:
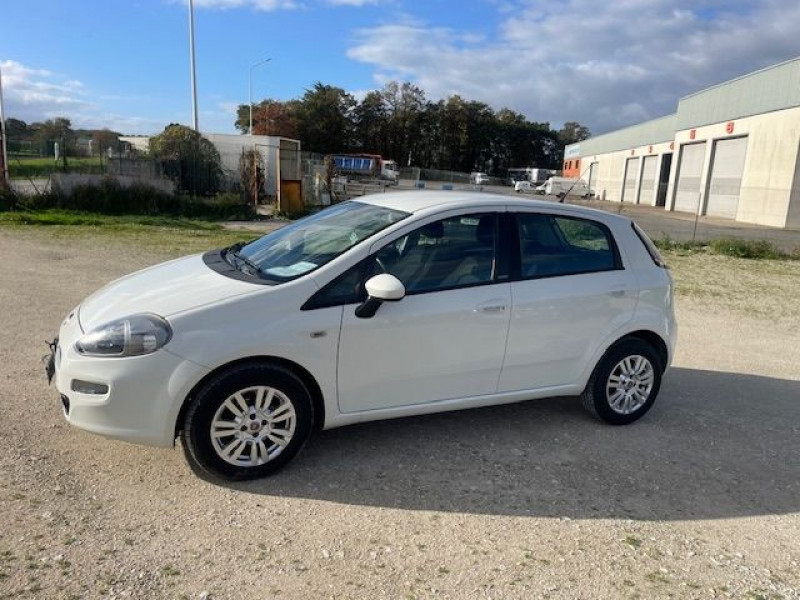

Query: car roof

[354,191,628,223]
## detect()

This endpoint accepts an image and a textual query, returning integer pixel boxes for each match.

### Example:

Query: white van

[537,177,592,198]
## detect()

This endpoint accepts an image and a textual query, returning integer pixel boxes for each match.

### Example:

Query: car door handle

[475,302,507,313]
[609,288,626,297]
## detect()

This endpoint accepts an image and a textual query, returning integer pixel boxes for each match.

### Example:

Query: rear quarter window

[517,213,621,279]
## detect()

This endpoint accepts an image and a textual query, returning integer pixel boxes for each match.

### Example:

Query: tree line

[236,81,590,176]
[4,117,120,157]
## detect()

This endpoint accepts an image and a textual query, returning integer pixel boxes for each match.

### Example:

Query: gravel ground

[0,227,799,600]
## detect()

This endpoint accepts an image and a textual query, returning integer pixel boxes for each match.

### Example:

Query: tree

[352,91,388,155]
[91,129,121,156]
[238,80,589,176]
[294,83,356,155]
[31,117,75,157]
[4,118,28,139]
[235,99,300,138]
[558,121,591,145]
[150,124,223,195]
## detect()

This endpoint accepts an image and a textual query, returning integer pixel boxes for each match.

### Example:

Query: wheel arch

[175,356,327,440]
[608,329,669,371]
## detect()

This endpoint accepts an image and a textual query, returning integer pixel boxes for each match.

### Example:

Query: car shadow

[225,368,800,521]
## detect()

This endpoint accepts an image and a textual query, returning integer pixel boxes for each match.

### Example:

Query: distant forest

[236,81,590,175]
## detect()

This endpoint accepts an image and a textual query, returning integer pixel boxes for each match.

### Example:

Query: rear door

[499,212,637,392]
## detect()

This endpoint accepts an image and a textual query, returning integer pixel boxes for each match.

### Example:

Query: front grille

[60,394,71,416]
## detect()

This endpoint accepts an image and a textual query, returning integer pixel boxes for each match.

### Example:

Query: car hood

[78,254,262,332]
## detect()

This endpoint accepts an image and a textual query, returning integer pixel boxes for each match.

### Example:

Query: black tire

[181,362,314,481]
[581,338,663,425]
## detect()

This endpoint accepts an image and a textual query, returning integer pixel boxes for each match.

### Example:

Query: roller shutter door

[674,142,706,213]
[621,157,638,202]
[706,137,748,219]
[637,155,657,205]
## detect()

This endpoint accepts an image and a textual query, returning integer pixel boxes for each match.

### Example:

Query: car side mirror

[355,274,405,319]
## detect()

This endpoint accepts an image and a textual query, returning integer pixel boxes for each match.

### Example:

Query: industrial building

[564,57,800,228]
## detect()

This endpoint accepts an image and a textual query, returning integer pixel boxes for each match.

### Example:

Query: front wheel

[581,339,663,425]
[181,363,314,480]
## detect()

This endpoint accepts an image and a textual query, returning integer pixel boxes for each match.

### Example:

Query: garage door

[706,137,748,219]
[621,157,639,202]
[637,155,657,205]
[673,142,706,213]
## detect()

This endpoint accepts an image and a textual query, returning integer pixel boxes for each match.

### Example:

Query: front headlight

[75,314,172,357]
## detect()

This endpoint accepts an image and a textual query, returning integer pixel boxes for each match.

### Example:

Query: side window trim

[511,211,624,282]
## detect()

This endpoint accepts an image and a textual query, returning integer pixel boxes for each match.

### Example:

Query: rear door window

[516,213,620,279]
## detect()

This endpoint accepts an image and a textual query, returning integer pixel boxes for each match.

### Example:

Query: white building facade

[565,58,800,229]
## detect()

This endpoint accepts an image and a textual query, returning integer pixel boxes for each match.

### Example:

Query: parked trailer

[331,154,399,183]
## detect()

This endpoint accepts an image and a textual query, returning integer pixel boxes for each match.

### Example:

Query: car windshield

[235,201,409,282]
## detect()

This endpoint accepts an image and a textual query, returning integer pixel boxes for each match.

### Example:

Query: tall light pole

[249,58,271,136]
[0,63,9,189]
[188,0,199,131]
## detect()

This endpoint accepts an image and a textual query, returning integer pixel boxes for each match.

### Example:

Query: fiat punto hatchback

[48,192,676,480]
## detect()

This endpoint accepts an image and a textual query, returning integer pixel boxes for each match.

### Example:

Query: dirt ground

[0,226,798,600]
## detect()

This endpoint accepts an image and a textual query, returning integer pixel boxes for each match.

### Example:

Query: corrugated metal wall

[677,58,800,131]
[565,114,676,158]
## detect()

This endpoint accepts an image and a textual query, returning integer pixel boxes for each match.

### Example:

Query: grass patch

[0,210,224,230]
[708,238,785,259]
[0,210,254,257]
[9,156,103,179]
[654,236,797,260]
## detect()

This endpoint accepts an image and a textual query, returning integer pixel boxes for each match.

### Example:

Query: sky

[1,0,799,137]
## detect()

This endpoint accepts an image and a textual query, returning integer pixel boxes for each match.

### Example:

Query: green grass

[654,236,797,260]
[0,210,251,256]
[9,155,104,179]
[0,210,224,230]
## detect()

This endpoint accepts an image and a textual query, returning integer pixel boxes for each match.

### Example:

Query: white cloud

[1,60,93,118]
[0,60,163,134]
[346,0,800,134]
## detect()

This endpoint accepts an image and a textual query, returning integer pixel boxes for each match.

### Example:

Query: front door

[337,212,511,413]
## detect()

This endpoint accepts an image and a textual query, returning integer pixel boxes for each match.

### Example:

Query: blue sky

[2,0,799,136]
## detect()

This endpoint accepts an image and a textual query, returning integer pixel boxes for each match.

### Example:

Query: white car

[514,180,536,193]
[48,192,677,481]
[470,172,490,185]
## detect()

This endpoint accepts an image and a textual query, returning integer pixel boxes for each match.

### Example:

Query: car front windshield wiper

[224,242,266,279]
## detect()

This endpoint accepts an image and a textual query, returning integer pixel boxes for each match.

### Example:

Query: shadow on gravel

[230,367,800,521]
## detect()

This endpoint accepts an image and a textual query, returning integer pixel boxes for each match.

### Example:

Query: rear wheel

[181,363,314,480]
[581,339,663,425]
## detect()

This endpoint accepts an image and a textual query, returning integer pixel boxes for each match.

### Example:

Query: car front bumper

[49,309,209,448]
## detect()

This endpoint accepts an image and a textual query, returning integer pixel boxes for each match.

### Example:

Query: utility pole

[0,63,9,189]
[188,0,199,131]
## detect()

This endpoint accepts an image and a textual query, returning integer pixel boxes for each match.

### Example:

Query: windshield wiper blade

[224,243,266,279]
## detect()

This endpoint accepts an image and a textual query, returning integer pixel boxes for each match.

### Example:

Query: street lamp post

[0,63,9,189]
[248,58,271,136]
[188,0,199,131]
